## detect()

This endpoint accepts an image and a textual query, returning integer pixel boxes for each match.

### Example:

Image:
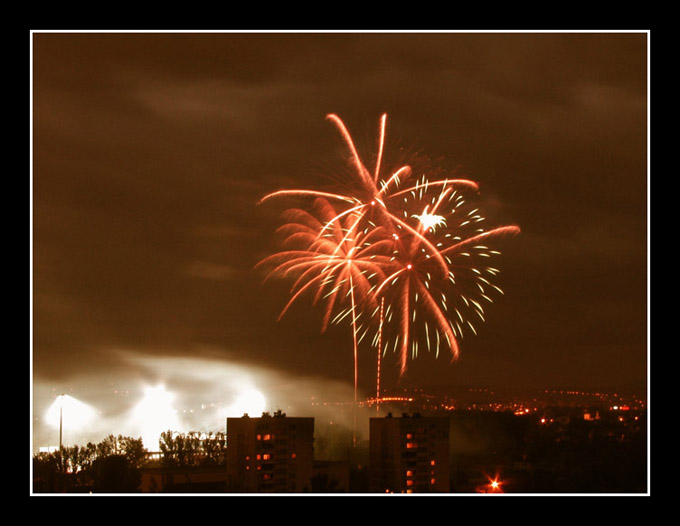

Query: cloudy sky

[31,31,648,449]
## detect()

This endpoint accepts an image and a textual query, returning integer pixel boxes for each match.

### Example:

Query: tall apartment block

[369,413,450,493]
[226,411,314,493]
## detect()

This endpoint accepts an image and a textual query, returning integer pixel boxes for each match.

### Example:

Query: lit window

[406,433,413,439]
[291,453,296,458]
[430,478,436,485]
[263,454,271,460]
[406,480,413,486]
[256,454,261,460]
[430,460,435,466]
[263,434,272,440]
[406,470,413,477]
[406,442,417,449]
[256,434,261,440]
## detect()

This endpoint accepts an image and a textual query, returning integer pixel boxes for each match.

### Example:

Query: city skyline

[31,31,648,452]
[35,397,647,494]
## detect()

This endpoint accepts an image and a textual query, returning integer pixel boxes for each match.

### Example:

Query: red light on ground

[484,473,504,493]
[486,479,503,493]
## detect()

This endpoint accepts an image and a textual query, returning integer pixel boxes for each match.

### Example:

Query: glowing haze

[32,351,356,453]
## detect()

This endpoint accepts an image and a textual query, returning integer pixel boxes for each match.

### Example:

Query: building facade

[226,411,314,493]
[369,413,450,493]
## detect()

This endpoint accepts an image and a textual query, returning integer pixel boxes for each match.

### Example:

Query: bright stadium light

[45,394,97,449]
[224,388,267,418]
[131,385,180,451]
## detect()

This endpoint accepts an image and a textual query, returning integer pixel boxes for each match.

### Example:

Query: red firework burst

[258,113,519,381]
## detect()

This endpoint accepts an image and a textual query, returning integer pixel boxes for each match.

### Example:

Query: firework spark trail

[373,113,387,183]
[258,113,519,384]
[326,113,376,193]
[376,297,384,413]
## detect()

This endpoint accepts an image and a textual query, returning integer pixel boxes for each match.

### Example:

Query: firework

[258,113,519,383]
[370,175,519,375]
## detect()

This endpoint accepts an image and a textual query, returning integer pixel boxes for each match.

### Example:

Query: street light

[45,394,96,451]
[59,393,64,451]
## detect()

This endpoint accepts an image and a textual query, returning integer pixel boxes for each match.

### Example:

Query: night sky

[31,31,648,449]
